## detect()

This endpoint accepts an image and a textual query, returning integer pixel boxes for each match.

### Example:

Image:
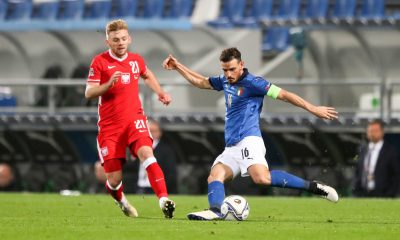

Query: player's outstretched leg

[106,180,138,217]
[269,170,339,203]
[187,181,224,220]
[308,181,339,203]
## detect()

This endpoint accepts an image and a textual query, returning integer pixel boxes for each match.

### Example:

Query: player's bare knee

[207,174,218,183]
[252,175,271,185]
[207,172,225,183]
[208,163,233,183]
[137,146,154,162]
[107,178,121,188]
[139,153,154,163]
[106,173,122,187]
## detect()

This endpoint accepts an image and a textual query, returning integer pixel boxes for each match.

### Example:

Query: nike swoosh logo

[139,130,147,133]
[108,66,116,69]
[155,178,164,182]
[283,179,288,187]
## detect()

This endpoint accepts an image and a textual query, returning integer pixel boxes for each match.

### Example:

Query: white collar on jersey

[108,49,128,62]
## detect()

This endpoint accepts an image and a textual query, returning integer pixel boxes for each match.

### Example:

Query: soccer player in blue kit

[163,48,339,220]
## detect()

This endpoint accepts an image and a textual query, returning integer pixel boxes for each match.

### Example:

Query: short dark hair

[369,119,385,129]
[219,47,242,62]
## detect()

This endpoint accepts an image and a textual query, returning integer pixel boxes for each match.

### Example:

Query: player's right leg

[134,141,175,219]
[187,163,234,220]
[103,159,138,218]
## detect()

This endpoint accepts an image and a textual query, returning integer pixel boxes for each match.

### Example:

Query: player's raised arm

[141,68,171,106]
[85,71,121,99]
[163,54,212,90]
[277,88,338,120]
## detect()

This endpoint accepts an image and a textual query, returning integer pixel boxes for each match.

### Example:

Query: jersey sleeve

[208,75,224,91]
[87,57,102,83]
[250,77,281,99]
[137,55,148,76]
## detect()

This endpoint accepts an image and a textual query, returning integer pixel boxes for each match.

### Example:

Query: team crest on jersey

[237,87,244,96]
[121,73,130,84]
[100,147,108,157]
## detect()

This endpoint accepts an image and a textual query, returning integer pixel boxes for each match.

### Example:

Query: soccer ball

[220,195,250,221]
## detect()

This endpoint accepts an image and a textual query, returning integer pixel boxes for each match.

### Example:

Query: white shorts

[212,136,268,177]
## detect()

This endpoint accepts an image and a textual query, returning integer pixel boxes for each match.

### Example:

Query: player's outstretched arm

[141,69,171,106]
[163,54,212,90]
[85,71,121,99]
[277,89,338,120]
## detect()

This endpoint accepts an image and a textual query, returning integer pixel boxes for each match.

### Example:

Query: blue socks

[208,181,225,212]
[270,170,309,190]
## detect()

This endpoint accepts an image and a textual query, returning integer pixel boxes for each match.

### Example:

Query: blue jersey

[209,69,279,146]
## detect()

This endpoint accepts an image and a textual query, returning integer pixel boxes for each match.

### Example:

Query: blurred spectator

[0,163,19,191]
[353,119,400,197]
[137,120,178,194]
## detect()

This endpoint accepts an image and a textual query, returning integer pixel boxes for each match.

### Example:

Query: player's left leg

[133,140,175,218]
[248,165,339,202]
[240,136,338,202]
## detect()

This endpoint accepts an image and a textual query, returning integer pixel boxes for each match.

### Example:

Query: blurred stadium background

[0,0,400,196]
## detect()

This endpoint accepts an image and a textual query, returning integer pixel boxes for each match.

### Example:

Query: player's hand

[158,92,171,106]
[312,106,338,120]
[163,54,178,70]
[108,71,121,88]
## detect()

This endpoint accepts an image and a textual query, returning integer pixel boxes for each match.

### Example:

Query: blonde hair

[105,19,129,39]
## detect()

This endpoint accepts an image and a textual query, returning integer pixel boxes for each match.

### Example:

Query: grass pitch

[0,193,399,240]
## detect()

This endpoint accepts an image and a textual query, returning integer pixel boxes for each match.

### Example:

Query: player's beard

[228,78,236,84]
